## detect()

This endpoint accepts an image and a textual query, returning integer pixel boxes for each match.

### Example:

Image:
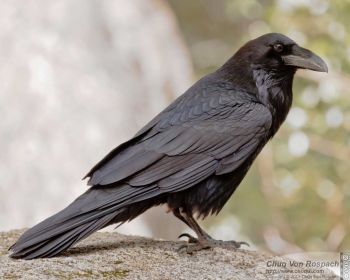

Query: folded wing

[86,87,272,195]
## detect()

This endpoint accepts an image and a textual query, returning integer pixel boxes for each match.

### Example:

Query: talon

[178,233,198,243]
[228,240,250,249]
[178,233,192,239]
[234,241,250,248]
[177,244,188,253]
[239,241,250,247]
[177,243,211,254]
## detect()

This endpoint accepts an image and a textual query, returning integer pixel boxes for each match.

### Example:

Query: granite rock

[0,230,338,280]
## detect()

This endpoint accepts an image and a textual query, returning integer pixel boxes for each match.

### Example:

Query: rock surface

[0,230,338,280]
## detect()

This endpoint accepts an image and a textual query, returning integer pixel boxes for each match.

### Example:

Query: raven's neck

[253,69,294,135]
[217,62,295,136]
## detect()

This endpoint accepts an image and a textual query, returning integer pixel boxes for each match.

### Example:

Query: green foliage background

[168,0,350,253]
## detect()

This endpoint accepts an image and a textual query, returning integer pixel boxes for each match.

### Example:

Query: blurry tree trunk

[0,0,192,238]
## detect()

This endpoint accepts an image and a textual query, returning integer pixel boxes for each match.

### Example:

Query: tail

[9,184,160,259]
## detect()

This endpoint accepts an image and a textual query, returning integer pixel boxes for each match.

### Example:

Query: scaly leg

[174,209,249,254]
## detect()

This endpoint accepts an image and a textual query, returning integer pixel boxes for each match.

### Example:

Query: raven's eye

[274,43,284,53]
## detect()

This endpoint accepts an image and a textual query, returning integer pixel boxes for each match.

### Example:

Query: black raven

[10,33,327,259]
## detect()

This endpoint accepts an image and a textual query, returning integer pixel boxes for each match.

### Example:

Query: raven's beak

[282,46,328,72]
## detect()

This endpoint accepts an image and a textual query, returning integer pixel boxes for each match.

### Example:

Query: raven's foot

[178,233,249,254]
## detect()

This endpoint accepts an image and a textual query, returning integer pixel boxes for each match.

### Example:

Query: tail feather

[9,184,160,259]
[29,212,117,259]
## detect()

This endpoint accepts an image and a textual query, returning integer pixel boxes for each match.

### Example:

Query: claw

[223,240,250,249]
[178,233,191,239]
[239,241,250,248]
[177,243,210,254]
[177,244,188,253]
[178,233,198,243]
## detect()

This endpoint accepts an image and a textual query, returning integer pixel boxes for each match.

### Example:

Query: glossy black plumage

[10,33,327,259]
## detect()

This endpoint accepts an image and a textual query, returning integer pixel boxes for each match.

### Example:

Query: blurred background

[1,0,349,255]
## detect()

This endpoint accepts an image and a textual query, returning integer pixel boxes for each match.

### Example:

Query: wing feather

[86,80,272,198]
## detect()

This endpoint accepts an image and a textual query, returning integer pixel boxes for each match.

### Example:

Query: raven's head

[219,33,328,98]
[218,33,328,129]
[233,33,328,74]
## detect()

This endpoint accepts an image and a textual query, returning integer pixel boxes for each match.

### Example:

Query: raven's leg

[173,208,210,243]
[175,210,249,253]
